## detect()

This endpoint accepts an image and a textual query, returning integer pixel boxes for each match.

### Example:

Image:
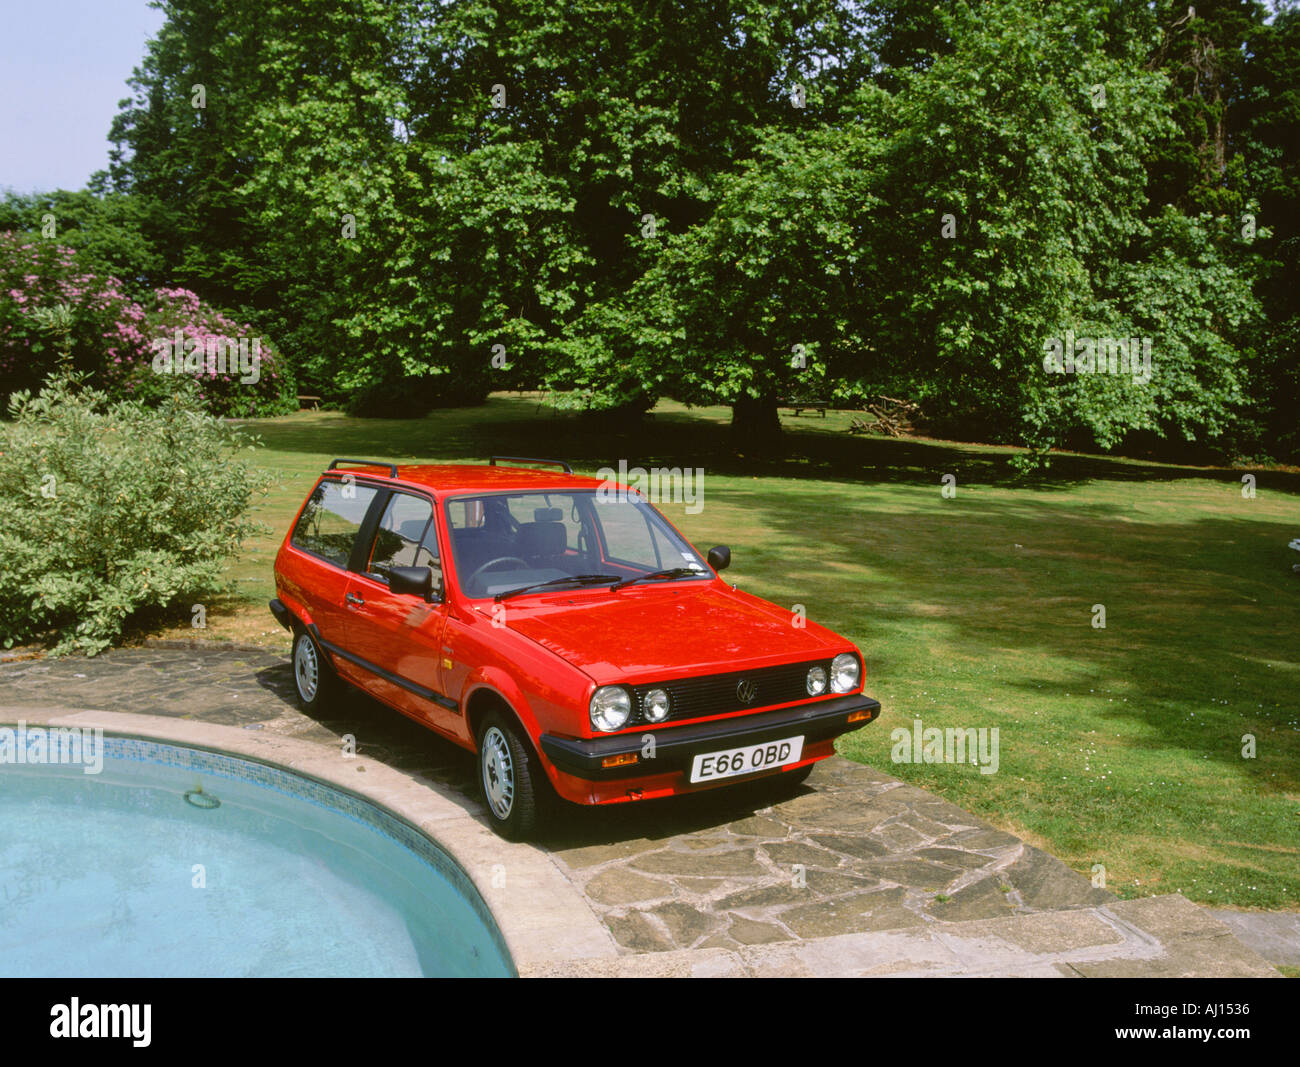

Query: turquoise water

[0,739,514,977]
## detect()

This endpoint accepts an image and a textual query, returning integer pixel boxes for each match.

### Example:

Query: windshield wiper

[611,567,703,591]
[493,574,623,601]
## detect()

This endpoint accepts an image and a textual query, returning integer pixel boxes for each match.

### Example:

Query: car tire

[477,710,548,841]
[291,627,341,713]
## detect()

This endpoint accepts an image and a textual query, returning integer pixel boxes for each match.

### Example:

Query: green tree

[106,0,869,408]
[0,189,166,296]
[1236,3,1300,460]
[560,109,890,448]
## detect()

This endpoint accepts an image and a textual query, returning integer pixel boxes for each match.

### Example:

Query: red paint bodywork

[273,462,877,806]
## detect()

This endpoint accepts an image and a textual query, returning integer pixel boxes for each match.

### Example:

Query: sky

[0,0,166,194]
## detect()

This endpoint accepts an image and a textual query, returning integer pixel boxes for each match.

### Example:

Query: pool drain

[184,788,221,809]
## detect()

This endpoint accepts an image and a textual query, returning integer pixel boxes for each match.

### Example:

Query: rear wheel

[292,628,341,713]
[477,710,548,841]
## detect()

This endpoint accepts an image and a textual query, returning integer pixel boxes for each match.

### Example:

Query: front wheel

[477,711,548,841]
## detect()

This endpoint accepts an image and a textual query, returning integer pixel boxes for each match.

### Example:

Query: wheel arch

[465,685,531,754]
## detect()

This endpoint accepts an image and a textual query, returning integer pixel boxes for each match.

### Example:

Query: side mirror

[389,565,437,601]
[706,545,731,572]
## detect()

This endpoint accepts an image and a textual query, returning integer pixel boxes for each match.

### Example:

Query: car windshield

[443,490,711,599]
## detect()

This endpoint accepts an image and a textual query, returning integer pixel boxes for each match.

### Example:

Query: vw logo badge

[736,679,758,704]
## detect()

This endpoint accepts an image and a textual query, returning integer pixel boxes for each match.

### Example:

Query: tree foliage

[33,0,1296,461]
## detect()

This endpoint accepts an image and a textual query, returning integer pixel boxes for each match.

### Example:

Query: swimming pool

[0,731,515,977]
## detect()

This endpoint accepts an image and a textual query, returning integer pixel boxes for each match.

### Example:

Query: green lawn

[181,394,1299,909]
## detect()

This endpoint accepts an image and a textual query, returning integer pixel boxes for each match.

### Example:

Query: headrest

[397,518,428,541]
[516,521,566,558]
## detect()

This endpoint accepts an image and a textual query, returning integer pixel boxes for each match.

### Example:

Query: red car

[271,457,880,839]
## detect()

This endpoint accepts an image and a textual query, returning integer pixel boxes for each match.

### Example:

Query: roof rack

[489,456,574,474]
[328,458,399,478]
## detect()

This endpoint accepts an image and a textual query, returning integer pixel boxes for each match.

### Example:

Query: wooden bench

[297,394,322,410]
[780,398,828,417]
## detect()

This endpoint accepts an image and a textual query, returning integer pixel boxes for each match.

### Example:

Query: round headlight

[590,686,631,732]
[643,689,670,722]
[806,666,827,696]
[830,653,860,693]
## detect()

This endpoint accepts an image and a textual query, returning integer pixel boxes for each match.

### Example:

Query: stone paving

[524,894,1282,977]
[543,759,1115,953]
[0,645,1283,975]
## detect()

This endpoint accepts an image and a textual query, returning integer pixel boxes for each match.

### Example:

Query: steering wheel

[466,556,529,589]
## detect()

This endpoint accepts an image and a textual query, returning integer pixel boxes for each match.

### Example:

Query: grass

[144,393,1299,910]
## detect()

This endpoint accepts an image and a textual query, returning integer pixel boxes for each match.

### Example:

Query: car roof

[325,461,607,496]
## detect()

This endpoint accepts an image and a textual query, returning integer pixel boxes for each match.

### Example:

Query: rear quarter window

[290,480,379,568]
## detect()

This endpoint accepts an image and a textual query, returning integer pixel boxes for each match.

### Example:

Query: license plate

[690,735,804,783]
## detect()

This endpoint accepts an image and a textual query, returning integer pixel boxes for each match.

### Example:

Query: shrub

[118,287,297,417]
[0,374,269,654]
[0,231,150,396]
[0,235,295,417]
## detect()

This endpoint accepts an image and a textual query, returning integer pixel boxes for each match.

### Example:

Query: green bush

[0,375,269,654]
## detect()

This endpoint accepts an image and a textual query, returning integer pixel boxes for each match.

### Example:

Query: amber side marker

[602,753,639,769]
[847,709,874,723]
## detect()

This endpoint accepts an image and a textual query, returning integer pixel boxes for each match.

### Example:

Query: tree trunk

[730,393,783,453]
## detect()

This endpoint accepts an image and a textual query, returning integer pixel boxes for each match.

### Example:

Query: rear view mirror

[707,545,731,572]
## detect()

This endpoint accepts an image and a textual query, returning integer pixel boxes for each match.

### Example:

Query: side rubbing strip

[308,625,459,712]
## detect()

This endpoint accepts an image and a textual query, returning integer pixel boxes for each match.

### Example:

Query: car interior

[452,503,595,596]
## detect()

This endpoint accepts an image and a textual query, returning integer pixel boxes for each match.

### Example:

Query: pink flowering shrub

[121,287,296,417]
[0,233,295,416]
[0,231,149,393]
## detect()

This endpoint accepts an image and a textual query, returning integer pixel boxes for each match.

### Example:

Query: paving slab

[1206,909,1300,967]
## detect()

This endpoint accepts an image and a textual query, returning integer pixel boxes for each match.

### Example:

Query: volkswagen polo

[270,457,881,839]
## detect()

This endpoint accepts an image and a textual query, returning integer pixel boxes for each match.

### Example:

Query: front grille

[628,659,834,726]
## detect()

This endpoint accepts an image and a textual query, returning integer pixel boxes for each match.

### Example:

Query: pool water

[0,736,514,977]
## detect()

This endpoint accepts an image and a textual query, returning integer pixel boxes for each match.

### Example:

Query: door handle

[346,592,365,606]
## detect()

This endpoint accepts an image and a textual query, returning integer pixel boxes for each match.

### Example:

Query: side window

[291,480,379,568]
[365,492,435,582]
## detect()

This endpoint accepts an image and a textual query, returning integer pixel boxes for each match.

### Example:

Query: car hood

[477,581,848,685]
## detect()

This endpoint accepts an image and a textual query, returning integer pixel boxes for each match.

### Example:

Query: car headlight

[806,666,827,696]
[590,686,632,731]
[830,654,860,693]
[643,688,670,722]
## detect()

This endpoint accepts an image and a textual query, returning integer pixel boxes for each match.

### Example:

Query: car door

[343,489,457,736]
[284,477,383,689]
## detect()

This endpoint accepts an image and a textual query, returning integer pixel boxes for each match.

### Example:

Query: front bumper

[539,693,881,781]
